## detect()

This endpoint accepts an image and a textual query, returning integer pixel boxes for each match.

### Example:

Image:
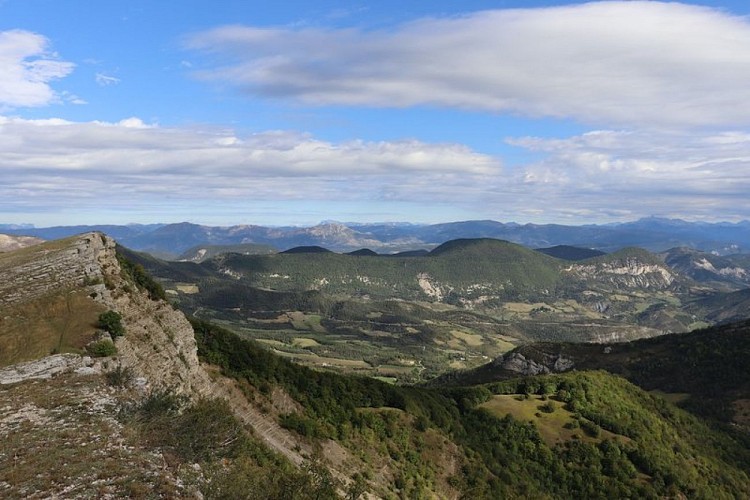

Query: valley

[122,238,750,383]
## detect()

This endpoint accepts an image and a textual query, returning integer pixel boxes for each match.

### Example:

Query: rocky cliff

[566,256,675,289]
[0,232,213,396]
[0,232,308,476]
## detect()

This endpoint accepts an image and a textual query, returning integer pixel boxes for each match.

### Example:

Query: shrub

[98,310,125,337]
[88,340,117,357]
[539,401,556,413]
[581,420,601,438]
[106,365,134,387]
[116,252,166,301]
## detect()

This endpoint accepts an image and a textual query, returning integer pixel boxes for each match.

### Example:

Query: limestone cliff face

[0,232,107,307]
[565,257,675,289]
[86,233,213,397]
[491,350,575,376]
[0,232,212,397]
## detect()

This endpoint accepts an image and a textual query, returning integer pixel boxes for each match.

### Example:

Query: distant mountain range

[2,217,749,258]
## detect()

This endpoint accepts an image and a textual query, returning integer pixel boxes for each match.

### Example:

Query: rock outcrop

[0,233,106,307]
[0,354,101,385]
[566,257,675,289]
[492,350,575,376]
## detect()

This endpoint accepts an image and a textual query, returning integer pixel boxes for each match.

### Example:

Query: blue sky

[2,1,750,227]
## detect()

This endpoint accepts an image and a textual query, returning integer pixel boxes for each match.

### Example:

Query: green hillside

[194,238,562,303]
[177,242,277,262]
[436,319,750,424]
[192,318,750,498]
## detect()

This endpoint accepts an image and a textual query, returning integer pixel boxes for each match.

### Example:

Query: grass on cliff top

[0,235,79,269]
[0,290,104,367]
[479,394,627,447]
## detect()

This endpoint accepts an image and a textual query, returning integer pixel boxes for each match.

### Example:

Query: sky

[2,1,750,227]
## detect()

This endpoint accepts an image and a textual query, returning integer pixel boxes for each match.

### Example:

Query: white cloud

[186,2,750,128]
[505,128,750,220]
[95,72,120,86]
[0,115,748,223]
[0,30,74,109]
[0,116,500,218]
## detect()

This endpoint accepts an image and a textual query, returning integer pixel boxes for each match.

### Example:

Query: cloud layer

[187,2,750,128]
[1,115,748,223]
[0,116,502,221]
[0,30,74,109]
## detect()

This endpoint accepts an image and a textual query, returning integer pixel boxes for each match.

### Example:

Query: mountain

[3,217,749,257]
[536,245,607,261]
[178,242,277,262]
[281,245,333,254]
[0,233,44,252]
[660,246,750,290]
[346,248,380,256]
[3,233,750,498]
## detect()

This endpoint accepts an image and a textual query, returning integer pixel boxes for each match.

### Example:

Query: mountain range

[3,216,749,258]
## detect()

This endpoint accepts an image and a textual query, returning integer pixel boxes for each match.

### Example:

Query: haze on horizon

[2,1,750,227]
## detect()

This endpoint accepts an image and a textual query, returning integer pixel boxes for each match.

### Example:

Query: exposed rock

[553,355,575,371]
[493,351,575,376]
[0,232,108,307]
[566,258,675,289]
[417,273,444,300]
[498,352,551,376]
[0,353,99,385]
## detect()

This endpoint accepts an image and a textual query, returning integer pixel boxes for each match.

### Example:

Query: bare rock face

[85,233,213,398]
[0,354,100,385]
[493,351,575,376]
[566,257,675,289]
[0,232,107,307]
[0,232,212,398]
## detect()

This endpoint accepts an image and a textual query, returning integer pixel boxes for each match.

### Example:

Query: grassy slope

[0,236,105,367]
[0,290,103,366]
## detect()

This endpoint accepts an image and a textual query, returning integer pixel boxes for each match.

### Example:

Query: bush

[98,310,125,337]
[106,365,134,387]
[581,420,601,438]
[88,340,117,357]
[116,252,166,301]
[539,401,556,413]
